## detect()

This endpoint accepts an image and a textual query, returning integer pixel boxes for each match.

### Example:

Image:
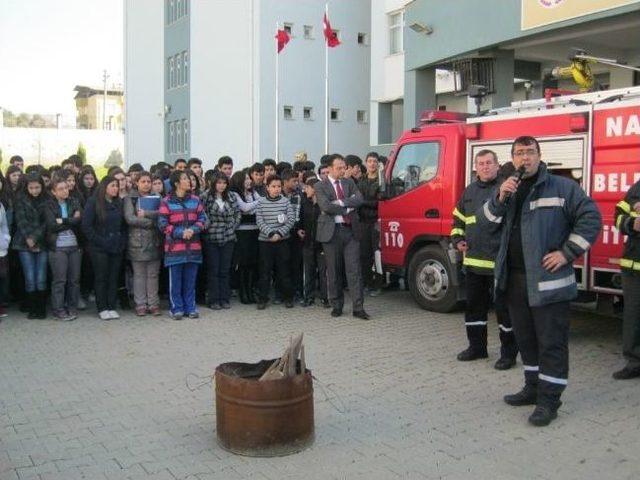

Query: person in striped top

[158,170,206,320]
[255,175,295,310]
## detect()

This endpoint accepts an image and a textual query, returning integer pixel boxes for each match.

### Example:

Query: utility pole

[102,69,109,130]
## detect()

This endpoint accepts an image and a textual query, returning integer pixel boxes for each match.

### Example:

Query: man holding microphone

[479,136,601,426]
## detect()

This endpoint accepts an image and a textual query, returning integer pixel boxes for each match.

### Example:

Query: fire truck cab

[378,86,640,312]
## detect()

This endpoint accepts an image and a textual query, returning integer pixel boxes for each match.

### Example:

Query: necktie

[334,180,351,224]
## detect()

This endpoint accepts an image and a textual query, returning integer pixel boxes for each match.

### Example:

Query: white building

[124,0,371,170]
[124,0,165,167]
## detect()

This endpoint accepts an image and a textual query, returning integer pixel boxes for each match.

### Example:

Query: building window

[330,108,340,121]
[176,54,182,86]
[177,0,183,19]
[183,51,189,85]
[167,0,175,24]
[169,122,175,154]
[183,119,188,152]
[303,25,313,39]
[168,57,175,89]
[303,107,313,120]
[283,106,294,120]
[389,11,404,54]
[176,120,183,153]
[357,110,368,124]
[357,33,368,45]
[284,23,293,35]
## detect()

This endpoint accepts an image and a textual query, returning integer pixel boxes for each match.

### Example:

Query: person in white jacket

[0,202,11,319]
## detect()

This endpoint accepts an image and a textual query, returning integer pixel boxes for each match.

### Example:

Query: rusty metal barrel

[215,359,315,457]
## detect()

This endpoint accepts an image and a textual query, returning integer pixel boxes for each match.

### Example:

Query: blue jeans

[18,250,48,292]
[205,241,235,304]
[169,262,199,315]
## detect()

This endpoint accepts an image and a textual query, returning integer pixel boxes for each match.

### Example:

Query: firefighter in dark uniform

[480,136,601,426]
[613,180,640,379]
[451,149,518,369]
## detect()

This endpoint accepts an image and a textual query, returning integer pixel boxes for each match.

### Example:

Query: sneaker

[171,312,184,321]
[321,299,331,309]
[208,303,222,310]
[188,311,199,319]
[456,347,488,362]
[285,301,294,308]
[369,288,382,297]
[77,298,87,310]
[108,310,120,319]
[66,310,78,321]
[53,311,74,322]
[135,306,147,317]
[99,310,111,321]
[220,301,231,309]
[87,293,96,302]
[257,302,267,310]
[148,306,162,316]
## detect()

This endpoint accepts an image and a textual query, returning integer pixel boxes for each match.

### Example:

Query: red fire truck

[378,86,640,312]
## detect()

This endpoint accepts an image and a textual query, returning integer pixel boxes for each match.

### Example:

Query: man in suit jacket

[315,154,370,320]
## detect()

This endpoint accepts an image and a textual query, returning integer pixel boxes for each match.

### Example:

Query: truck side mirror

[378,164,389,199]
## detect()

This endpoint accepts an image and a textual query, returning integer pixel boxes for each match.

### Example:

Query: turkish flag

[275,29,290,53]
[323,13,340,48]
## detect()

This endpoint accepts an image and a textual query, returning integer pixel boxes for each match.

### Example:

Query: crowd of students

[0,151,385,321]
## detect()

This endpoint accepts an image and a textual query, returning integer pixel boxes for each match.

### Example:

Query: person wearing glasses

[479,136,601,426]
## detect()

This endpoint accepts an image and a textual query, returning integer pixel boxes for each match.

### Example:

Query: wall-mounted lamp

[409,22,433,35]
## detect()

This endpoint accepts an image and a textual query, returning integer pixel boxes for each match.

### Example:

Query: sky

[0,0,123,121]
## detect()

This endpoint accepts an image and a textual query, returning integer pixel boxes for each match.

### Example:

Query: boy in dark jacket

[299,178,329,307]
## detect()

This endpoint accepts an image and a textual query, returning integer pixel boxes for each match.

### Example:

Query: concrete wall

[124,0,164,167]
[404,0,640,70]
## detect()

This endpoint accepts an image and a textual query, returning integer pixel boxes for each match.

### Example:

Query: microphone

[503,165,526,205]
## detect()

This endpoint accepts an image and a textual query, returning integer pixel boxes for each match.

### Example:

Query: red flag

[275,29,290,53]
[323,13,340,48]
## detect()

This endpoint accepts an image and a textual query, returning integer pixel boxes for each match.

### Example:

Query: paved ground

[0,290,638,480]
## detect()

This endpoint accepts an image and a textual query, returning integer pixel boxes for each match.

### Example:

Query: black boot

[245,270,256,304]
[238,270,250,304]
[26,292,38,319]
[528,401,561,427]
[504,384,537,406]
[456,346,488,361]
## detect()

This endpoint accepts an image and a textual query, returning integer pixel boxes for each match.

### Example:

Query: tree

[30,114,46,128]
[77,143,87,165]
[104,149,123,168]
[16,113,31,127]
[2,110,16,127]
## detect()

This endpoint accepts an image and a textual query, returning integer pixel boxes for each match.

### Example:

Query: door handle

[425,209,439,218]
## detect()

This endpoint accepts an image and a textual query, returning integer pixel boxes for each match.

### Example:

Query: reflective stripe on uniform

[450,228,465,237]
[465,321,487,326]
[538,273,576,292]
[463,257,495,269]
[617,200,631,213]
[465,216,477,225]
[620,258,640,270]
[498,325,513,332]
[568,233,590,250]
[483,202,503,224]
[530,197,565,210]
[616,214,624,230]
[539,373,568,386]
[523,365,539,372]
[453,208,466,222]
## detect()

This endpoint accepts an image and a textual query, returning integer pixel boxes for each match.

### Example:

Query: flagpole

[275,22,280,161]
[324,3,329,154]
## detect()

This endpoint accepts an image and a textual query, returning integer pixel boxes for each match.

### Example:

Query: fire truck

[378,85,640,312]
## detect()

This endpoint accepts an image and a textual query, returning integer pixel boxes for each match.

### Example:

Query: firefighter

[612,181,640,380]
[480,135,601,427]
[452,149,517,369]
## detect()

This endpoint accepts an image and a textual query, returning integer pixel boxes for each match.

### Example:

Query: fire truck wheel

[408,245,459,313]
